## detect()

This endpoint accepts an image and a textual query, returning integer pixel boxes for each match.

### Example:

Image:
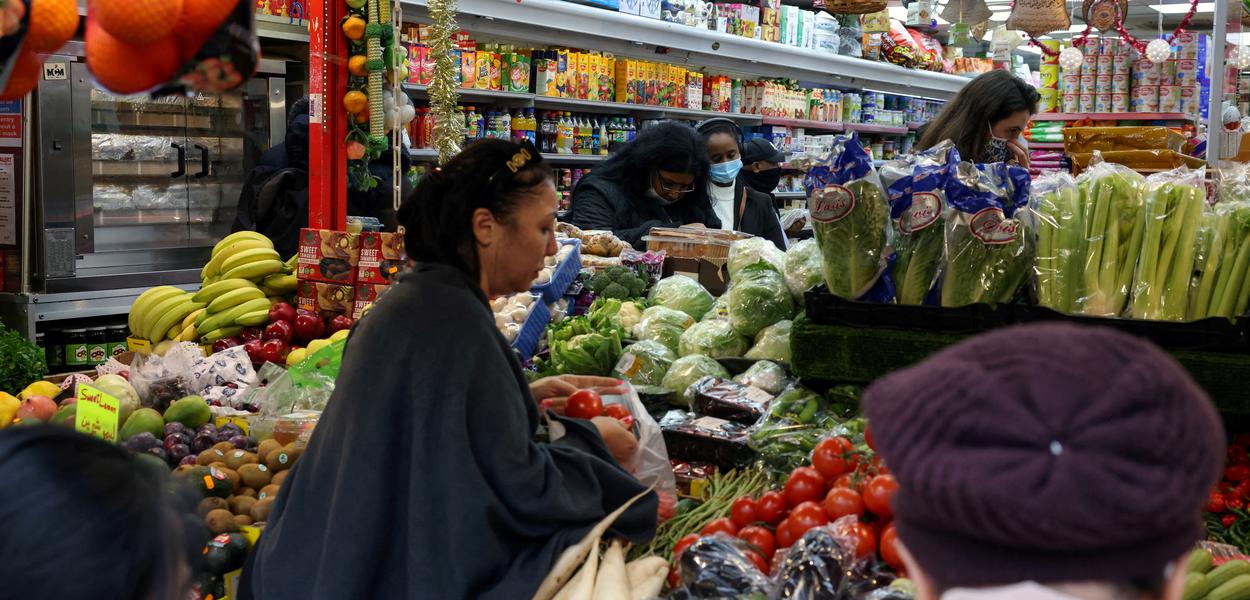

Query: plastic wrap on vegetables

[661,355,732,404]
[802,133,890,300]
[783,239,825,301]
[611,340,676,387]
[728,264,795,338]
[691,377,774,425]
[1192,196,1250,320]
[1130,166,1207,321]
[748,387,844,476]
[648,275,715,321]
[633,305,695,353]
[745,320,792,364]
[672,535,773,599]
[729,237,787,280]
[885,141,958,305]
[1030,171,1084,314]
[702,293,731,322]
[679,320,750,358]
[659,410,757,469]
[940,162,1034,307]
[771,519,896,600]
[733,360,790,395]
[1072,162,1147,317]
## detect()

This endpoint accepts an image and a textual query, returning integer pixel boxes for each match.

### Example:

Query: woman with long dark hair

[567,120,715,248]
[917,70,1041,167]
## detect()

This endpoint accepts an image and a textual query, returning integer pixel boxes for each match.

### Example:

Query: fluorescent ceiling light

[1230,33,1250,45]
[1147,2,1213,14]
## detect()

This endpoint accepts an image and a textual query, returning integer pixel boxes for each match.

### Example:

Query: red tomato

[865,424,876,451]
[789,500,829,538]
[667,567,680,589]
[811,437,854,480]
[833,472,868,492]
[1236,480,1250,500]
[737,525,777,559]
[838,521,878,559]
[823,487,866,521]
[1228,464,1250,482]
[863,474,899,519]
[1210,491,1229,513]
[745,549,770,575]
[784,467,828,508]
[1230,495,1247,511]
[879,524,903,570]
[757,491,787,525]
[701,517,739,538]
[565,389,603,419]
[730,497,759,529]
[775,518,797,548]
[673,534,700,559]
[602,404,631,421]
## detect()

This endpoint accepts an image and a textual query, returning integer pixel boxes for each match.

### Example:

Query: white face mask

[988,123,1010,143]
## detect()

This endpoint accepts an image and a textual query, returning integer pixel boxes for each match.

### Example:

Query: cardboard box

[353,283,390,319]
[663,258,731,297]
[296,281,356,319]
[357,232,407,285]
[297,228,360,285]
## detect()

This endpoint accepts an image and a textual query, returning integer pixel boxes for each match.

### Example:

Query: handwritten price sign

[75,384,120,442]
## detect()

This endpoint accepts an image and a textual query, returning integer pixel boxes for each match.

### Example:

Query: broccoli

[589,266,647,299]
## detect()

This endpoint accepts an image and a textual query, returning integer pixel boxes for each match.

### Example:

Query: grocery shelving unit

[1029,142,1065,150]
[1034,112,1198,122]
[774,191,807,200]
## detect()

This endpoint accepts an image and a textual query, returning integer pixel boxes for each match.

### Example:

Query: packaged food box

[659,410,755,470]
[353,283,392,320]
[298,228,359,285]
[356,231,406,285]
[691,377,773,425]
[296,281,356,319]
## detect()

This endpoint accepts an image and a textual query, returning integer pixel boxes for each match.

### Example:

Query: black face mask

[740,168,783,194]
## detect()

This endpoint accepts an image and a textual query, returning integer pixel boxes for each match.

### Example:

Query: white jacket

[944,582,1090,600]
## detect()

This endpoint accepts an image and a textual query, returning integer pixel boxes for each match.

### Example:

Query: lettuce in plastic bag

[612,340,677,387]
[733,360,789,395]
[661,354,731,402]
[648,275,715,321]
[728,237,785,279]
[941,162,1034,307]
[744,319,791,363]
[784,239,825,301]
[702,293,730,322]
[678,319,749,358]
[633,305,696,353]
[728,263,794,338]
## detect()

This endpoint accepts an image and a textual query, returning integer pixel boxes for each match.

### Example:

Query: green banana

[206,286,266,314]
[262,273,299,293]
[234,309,271,327]
[198,298,272,335]
[193,278,255,304]
[223,259,286,282]
[139,292,194,341]
[200,326,245,343]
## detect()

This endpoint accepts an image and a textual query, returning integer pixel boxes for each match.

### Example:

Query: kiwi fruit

[213,441,236,453]
[229,495,258,516]
[197,448,226,466]
[236,486,257,498]
[205,509,238,534]
[218,467,241,489]
[271,470,289,486]
[209,461,228,471]
[238,463,271,489]
[174,464,197,476]
[198,497,228,518]
[251,497,275,523]
[233,514,254,527]
[224,450,258,470]
[265,445,303,472]
[258,484,281,501]
[256,439,282,459]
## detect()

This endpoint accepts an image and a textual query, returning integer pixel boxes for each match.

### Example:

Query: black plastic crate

[803,286,1012,334]
[1012,305,1248,353]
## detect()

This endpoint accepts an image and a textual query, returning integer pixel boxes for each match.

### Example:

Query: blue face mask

[709,158,743,184]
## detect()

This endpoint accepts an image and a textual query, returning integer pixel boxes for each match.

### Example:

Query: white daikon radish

[624,556,669,600]
[553,541,599,600]
[532,488,653,600]
[592,540,629,600]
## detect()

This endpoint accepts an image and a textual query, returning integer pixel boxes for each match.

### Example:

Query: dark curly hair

[583,120,711,210]
[918,70,1040,163]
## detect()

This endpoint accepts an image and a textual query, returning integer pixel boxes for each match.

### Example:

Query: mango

[164,396,211,428]
[120,408,164,440]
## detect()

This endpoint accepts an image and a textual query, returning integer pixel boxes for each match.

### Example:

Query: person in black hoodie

[697,118,787,250]
[567,120,716,249]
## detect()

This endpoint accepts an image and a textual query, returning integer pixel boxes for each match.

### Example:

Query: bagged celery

[1030,172,1084,313]
[1130,166,1206,321]
[1075,162,1147,317]
[1191,191,1250,321]
[883,140,958,305]
[940,162,1034,307]
[801,133,890,300]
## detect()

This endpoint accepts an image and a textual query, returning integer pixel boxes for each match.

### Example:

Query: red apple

[327,315,354,335]
[239,326,264,343]
[243,339,265,364]
[268,302,296,324]
[263,320,294,344]
[259,339,289,364]
[212,338,241,353]
[292,313,325,344]
[16,395,57,422]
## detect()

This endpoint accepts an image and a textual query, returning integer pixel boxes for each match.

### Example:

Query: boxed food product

[460,50,477,89]
[356,231,406,285]
[659,411,755,469]
[352,283,388,319]
[295,281,356,318]
[298,228,360,285]
[690,377,773,425]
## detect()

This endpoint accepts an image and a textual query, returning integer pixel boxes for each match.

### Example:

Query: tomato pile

[669,430,903,578]
[1206,434,1250,549]
[564,390,634,428]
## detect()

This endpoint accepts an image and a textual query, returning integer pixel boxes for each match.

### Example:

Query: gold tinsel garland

[427,0,461,163]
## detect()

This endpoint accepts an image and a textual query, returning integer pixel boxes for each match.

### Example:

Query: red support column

[307,0,349,230]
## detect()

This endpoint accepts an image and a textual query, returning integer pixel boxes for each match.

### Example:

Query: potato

[205,509,238,534]
[251,497,275,523]
[238,463,271,489]
[198,497,228,518]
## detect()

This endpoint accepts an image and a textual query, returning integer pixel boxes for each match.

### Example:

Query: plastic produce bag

[1130,166,1207,321]
[941,162,1034,307]
[1073,162,1147,317]
[611,339,677,387]
[728,237,786,280]
[783,239,825,301]
[679,320,749,358]
[242,339,347,418]
[659,409,755,468]
[745,320,792,363]
[728,264,795,338]
[128,343,202,411]
[1193,177,1250,320]
[602,384,678,502]
[1031,171,1084,313]
[801,133,890,301]
[691,377,773,425]
[733,360,790,395]
[633,305,696,353]
[662,355,732,404]
[771,518,896,600]
[671,535,773,599]
[883,140,958,305]
[702,293,731,322]
[648,275,715,321]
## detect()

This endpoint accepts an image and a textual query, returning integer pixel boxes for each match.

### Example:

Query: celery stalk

[1156,185,1203,321]
[1130,181,1170,319]
[1192,212,1227,319]
[1081,179,1113,315]
[1055,186,1087,313]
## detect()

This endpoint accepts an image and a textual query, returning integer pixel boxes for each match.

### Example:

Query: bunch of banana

[201,232,285,285]
[260,272,299,299]
[128,286,206,342]
[193,278,272,343]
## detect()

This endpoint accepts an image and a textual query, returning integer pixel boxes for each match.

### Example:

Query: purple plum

[129,432,159,451]
[163,422,188,437]
[166,443,191,464]
[229,435,249,449]
[178,455,198,467]
[145,446,168,463]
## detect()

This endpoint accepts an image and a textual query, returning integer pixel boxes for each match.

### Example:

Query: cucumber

[1182,573,1208,600]
[1189,548,1215,574]
[1209,560,1250,590]
[1208,574,1250,600]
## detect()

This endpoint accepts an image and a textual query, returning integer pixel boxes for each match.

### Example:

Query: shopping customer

[0,426,202,600]
[864,323,1224,600]
[916,69,1039,168]
[697,118,787,249]
[739,137,786,197]
[239,139,657,600]
[567,120,715,249]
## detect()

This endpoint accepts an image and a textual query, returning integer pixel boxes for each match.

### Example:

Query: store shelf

[403,84,535,105]
[400,0,968,99]
[845,122,909,135]
[542,153,608,164]
[1034,112,1197,122]
[1029,142,1065,150]
[774,191,807,199]
[760,117,843,133]
[410,148,440,161]
[255,13,309,42]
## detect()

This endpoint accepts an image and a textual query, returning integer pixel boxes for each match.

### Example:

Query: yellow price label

[75,384,120,442]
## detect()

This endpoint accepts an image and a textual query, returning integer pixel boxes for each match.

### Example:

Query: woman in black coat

[697,118,787,250]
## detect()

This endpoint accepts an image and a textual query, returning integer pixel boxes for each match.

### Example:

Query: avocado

[163,396,211,428]
[185,466,233,499]
[120,408,164,441]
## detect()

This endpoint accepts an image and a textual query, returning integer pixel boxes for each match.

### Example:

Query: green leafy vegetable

[811,179,889,299]
[547,331,623,376]
[0,325,46,396]
[733,360,789,395]
[727,263,794,338]
[611,340,676,387]
[588,298,644,334]
[1130,169,1206,321]
[893,217,944,305]
[727,237,785,280]
[660,355,731,404]
[632,305,695,353]
[701,293,730,322]
[744,320,792,363]
[783,239,825,301]
[588,265,647,300]
[941,163,1035,307]
[1032,173,1086,313]
[647,275,714,321]
[678,319,749,358]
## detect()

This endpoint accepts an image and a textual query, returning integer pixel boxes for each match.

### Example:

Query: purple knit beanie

[863,323,1225,589]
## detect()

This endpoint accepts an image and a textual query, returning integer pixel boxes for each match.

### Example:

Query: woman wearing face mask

[697,118,787,250]
[916,69,1040,168]
[567,121,716,249]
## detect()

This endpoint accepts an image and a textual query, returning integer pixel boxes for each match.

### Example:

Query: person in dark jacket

[697,118,787,250]
[567,120,716,249]
[238,140,657,600]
